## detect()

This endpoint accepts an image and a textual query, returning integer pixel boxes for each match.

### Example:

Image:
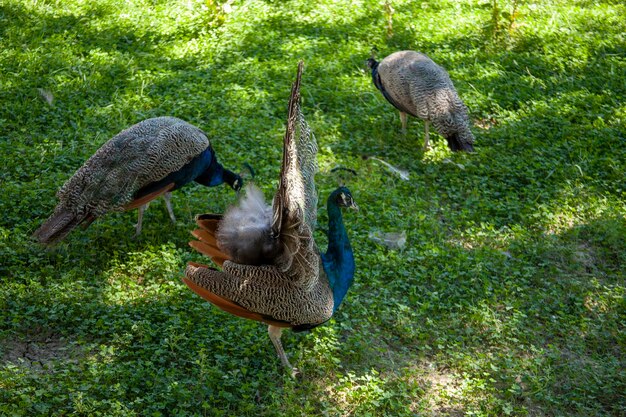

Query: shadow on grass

[329,212,625,415]
[1,0,624,415]
[3,213,622,415]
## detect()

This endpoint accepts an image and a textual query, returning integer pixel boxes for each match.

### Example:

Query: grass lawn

[1,0,624,415]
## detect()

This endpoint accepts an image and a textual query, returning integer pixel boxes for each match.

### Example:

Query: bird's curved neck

[194,149,238,188]
[369,61,383,92]
[322,199,355,312]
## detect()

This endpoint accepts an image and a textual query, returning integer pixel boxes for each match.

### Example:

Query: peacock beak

[232,178,243,192]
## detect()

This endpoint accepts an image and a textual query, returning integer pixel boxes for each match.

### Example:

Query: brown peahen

[183,61,358,375]
[33,117,242,245]
[367,50,475,152]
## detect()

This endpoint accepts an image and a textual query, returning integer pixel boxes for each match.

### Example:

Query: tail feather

[191,228,219,248]
[190,214,229,267]
[195,217,221,235]
[32,208,86,245]
[188,240,228,267]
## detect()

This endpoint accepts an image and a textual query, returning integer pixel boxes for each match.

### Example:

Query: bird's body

[186,233,335,329]
[368,50,475,152]
[183,62,357,375]
[33,116,242,245]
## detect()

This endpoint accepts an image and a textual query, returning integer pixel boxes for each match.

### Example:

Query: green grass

[1,0,625,415]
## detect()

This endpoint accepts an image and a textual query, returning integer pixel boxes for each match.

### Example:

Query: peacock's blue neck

[370,62,384,93]
[194,148,224,186]
[321,195,355,312]
[133,147,240,201]
[194,148,241,190]
[370,61,416,118]
[133,147,213,198]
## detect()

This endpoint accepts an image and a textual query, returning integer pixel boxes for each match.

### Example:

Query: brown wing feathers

[123,183,176,210]
[189,215,230,267]
[184,62,327,331]
[181,275,291,328]
[195,217,221,234]
[191,228,219,248]
[188,241,229,268]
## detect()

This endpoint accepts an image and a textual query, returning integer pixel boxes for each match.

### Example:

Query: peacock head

[231,175,243,192]
[221,169,243,192]
[230,162,256,192]
[331,187,358,211]
[366,58,379,70]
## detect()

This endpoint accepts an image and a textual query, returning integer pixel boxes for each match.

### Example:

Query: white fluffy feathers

[217,184,280,265]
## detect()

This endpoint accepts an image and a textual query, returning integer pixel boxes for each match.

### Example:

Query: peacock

[367,50,475,152]
[182,61,358,375]
[33,116,242,245]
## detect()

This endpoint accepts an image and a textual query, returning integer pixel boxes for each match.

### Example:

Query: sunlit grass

[1,0,625,415]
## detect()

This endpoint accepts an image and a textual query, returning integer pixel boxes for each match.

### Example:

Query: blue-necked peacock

[33,117,242,245]
[367,50,475,152]
[183,62,358,375]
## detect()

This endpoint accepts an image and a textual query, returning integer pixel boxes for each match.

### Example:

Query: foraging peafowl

[367,50,475,152]
[33,117,242,245]
[183,61,358,375]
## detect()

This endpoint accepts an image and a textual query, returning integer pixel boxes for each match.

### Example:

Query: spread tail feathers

[32,208,87,245]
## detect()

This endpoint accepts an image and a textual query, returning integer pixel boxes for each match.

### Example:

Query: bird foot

[133,223,143,238]
[290,367,302,379]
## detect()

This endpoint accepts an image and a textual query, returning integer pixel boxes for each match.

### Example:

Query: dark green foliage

[1,0,624,415]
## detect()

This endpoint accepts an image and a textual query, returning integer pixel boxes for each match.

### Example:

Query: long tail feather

[271,61,304,238]
[32,208,85,245]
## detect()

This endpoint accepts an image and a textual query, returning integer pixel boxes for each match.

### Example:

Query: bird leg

[163,192,176,223]
[135,204,147,236]
[399,111,407,135]
[423,121,431,151]
[268,325,300,377]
